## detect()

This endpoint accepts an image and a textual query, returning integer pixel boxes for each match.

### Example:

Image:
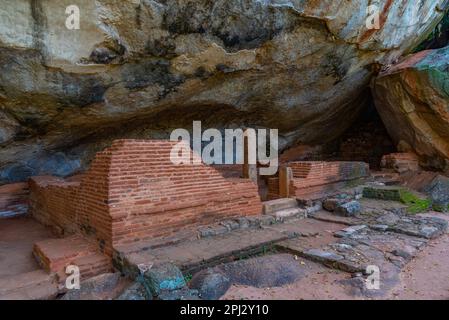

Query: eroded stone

[143,263,186,297]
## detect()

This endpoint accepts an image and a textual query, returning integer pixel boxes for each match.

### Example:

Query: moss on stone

[399,190,431,214]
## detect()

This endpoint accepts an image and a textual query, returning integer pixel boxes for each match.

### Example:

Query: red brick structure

[30,140,262,256]
[33,235,112,281]
[268,161,369,200]
[29,176,82,236]
[381,153,420,173]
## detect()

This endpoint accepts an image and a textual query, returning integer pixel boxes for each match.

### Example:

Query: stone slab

[263,198,298,214]
[114,227,295,277]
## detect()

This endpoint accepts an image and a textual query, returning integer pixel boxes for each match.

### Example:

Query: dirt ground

[223,213,449,300]
[1,212,448,300]
[0,216,54,278]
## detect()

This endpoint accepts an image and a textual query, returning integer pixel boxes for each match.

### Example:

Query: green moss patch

[398,190,431,214]
[363,186,431,214]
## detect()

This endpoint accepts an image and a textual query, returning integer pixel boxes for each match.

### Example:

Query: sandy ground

[223,213,449,300]
[1,213,448,300]
[387,213,449,300]
[0,216,54,278]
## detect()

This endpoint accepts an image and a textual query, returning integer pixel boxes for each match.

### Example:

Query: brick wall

[30,140,262,255]
[29,176,81,235]
[266,177,280,200]
[290,161,369,198]
[33,235,112,282]
[267,161,369,200]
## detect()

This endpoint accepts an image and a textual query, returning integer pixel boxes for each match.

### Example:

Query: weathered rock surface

[158,287,200,300]
[143,263,186,296]
[305,226,429,297]
[189,253,306,299]
[189,270,231,300]
[415,10,449,51]
[423,175,449,211]
[0,0,447,182]
[335,200,362,217]
[60,272,122,300]
[373,45,449,170]
[115,282,151,301]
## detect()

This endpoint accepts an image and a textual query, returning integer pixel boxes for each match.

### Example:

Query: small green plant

[399,190,431,214]
[183,273,193,283]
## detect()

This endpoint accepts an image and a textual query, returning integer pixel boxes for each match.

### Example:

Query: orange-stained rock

[373,46,449,171]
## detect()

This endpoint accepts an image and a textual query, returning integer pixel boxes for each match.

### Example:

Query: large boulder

[143,263,186,297]
[116,282,151,300]
[373,45,449,170]
[0,0,447,182]
[189,270,231,300]
[60,273,122,300]
[423,174,449,211]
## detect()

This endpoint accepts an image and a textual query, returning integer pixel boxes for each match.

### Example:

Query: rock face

[0,0,447,182]
[373,45,449,170]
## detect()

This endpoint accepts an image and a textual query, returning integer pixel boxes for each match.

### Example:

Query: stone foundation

[33,235,112,282]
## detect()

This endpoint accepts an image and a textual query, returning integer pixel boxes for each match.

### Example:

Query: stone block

[335,201,361,217]
[263,198,298,214]
[220,220,240,231]
[61,273,121,300]
[143,263,186,296]
[189,270,231,300]
[323,198,345,212]
[158,288,200,300]
[334,225,367,238]
[363,186,403,201]
[116,282,151,300]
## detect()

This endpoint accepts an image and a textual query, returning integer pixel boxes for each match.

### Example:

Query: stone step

[310,211,358,226]
[263,198,298,214]
[33,235,112,282]
[270,207,305,219]
[114,226,296,277]
[114,216,346,279]
[0,270,58,300]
